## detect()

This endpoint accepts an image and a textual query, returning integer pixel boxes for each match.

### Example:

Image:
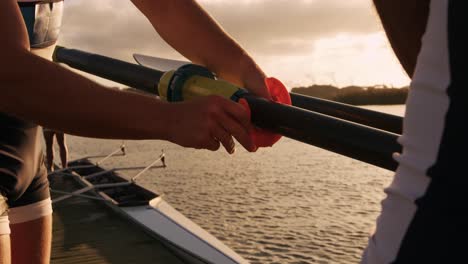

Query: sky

[59,0,410,88]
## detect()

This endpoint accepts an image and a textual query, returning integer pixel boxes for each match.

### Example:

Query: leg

[0,197,11,264]
[43,130,55,171]
[7,164,53,264]
[10,215,52,264]
[0,235,11,264]
[55,132,68,168]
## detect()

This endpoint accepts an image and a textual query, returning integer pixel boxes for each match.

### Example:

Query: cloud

[203,0,380,54]
[58,0,407,87]
[59,0,381,59]
[60,1,172,61]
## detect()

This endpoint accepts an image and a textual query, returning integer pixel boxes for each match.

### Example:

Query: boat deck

[50,174,185,264]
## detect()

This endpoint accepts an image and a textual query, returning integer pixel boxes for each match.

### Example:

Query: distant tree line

[291,84,409,105]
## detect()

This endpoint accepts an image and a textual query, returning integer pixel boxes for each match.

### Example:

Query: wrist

[238,52,265,78]
[142,99,175,141]
[237,54,270,99]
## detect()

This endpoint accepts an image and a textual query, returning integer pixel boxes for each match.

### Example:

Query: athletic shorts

[18,1,64,49]
[0,114,52,235]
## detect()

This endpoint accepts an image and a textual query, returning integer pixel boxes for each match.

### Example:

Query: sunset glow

[61,0,410,88]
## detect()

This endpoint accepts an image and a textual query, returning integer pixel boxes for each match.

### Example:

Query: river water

[67,104,405,264]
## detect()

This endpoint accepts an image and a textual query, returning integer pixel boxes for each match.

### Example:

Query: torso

[362,0,468,262]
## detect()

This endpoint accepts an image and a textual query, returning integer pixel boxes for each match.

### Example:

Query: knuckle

[214,143,221,151]
[209,141,220,151]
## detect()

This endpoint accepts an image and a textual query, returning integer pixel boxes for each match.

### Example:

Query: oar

[131,152,166,182]
[133,54,403,134]
[289,93,402,134]
[67,142,126,164]
[53,46,401,171]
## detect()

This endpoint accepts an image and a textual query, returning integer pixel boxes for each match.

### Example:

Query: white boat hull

[60,159,249,264]
[121,197,248,264]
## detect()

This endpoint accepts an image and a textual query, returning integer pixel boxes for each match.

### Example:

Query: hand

[238,58,271,100]
[215,54,271,100]
[166,95,257,153]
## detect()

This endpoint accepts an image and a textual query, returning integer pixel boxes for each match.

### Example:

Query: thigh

[8,182,52,264]
[0,116,42,202]
[10,214,52,264]
[0,234,11,264]
[0,196,11,264]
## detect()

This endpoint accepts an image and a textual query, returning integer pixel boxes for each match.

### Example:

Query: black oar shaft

[54,46,162,94]
[54,47,401,171]
[291,93,403,134]
[246,95,400,170]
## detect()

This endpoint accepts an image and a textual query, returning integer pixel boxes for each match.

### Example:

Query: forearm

[131,0,266,89]
[0,0,255,152]
[373,0,430,77]
[0,50,171,140]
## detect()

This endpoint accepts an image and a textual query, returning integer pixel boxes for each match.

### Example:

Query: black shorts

[0,113,50,208]
[0,113,52,235]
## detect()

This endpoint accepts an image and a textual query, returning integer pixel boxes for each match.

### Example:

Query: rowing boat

[50,150,248,264]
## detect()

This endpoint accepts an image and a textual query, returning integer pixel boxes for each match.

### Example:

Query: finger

[217,112,256,152]
[212,125,235,154]
[250,86,271,100]
[205,137,221,151]
[221,99,252,132]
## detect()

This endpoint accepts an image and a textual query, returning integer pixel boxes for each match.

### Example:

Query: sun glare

[257,32,410,89]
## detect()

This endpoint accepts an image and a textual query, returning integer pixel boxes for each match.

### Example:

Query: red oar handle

[239,77,292,148]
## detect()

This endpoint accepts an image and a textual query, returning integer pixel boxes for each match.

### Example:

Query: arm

[0,0,168,139]
[0,0,255,152]
[130,0,270,98]
[373,0,430,77]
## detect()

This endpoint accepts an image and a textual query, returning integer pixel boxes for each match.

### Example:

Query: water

[68,104,405,264]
